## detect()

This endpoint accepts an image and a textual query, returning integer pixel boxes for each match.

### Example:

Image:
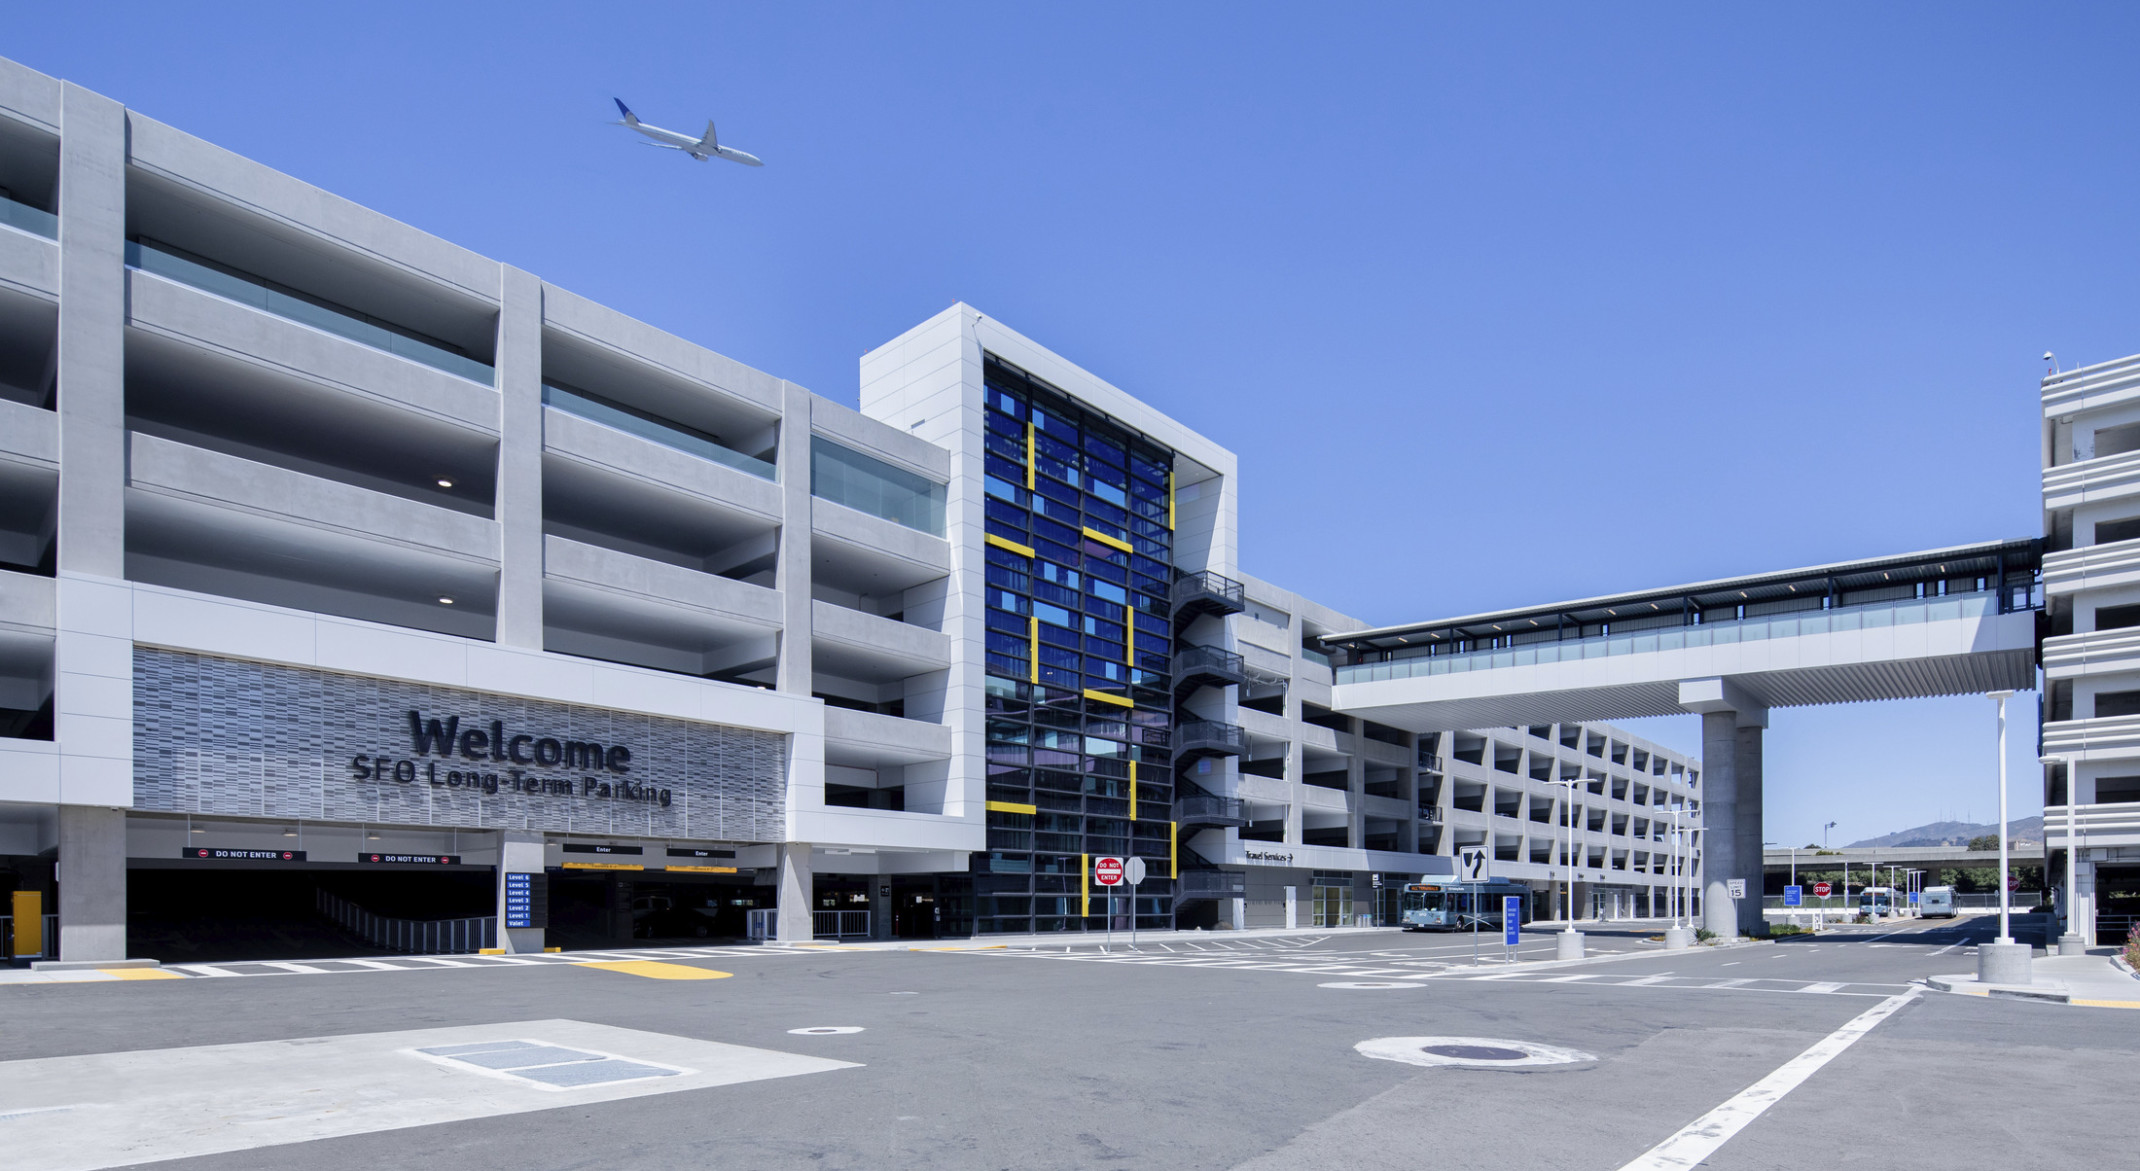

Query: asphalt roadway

[2,913,2130,1170]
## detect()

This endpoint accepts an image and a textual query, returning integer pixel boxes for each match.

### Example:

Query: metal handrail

[1174,720,1248,754]
[1171,571,1245,609]
[316,888,494,955]
[1172,645,1244,676]
[1177,795,1245,823]
[1178,870,1247,898]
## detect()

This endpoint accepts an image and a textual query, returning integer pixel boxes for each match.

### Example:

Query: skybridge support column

[1681,678,1767,939]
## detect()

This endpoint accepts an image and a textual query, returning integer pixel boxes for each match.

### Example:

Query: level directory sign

[503,871,546,930]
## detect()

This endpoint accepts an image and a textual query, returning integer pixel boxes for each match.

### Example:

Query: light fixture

[283,828,298,837]
[438,596,455,605]
[367,832,381,840]
[190,825,206,834]
[436,478,455,489]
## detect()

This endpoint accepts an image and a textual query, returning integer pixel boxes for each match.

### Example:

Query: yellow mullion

[1129,759,1138,822]
[1024,422,1036,490]
[986,532,1035,558]
[1082,688,1132,709]
[986,800,1037,815]
[1028,616,1039,685]
[1167,469,1175,530]
[1170,821,1178,878]
[1081,526,1133,554]
[1081,853,1090,917]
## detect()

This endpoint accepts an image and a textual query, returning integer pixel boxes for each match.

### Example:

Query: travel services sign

[134,648,788,841]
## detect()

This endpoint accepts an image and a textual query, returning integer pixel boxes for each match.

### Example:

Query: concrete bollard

[1557,931,1585,960]
[1977,939,2033,987]
[1662,926,1694,950]
[2057,933,2088,957]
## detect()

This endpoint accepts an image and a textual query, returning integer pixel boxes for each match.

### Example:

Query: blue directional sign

[1783,885,1803,908]
[1909,891,1919,905]
[1502,896,1521,946]
[503,871,546,929]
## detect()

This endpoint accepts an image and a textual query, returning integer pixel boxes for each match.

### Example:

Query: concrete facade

[0,54,1703,960]
[0,56,977,959]
[2040,350,2140,947]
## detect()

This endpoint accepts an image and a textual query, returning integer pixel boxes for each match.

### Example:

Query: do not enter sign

[1812,881,1832,897]
[1094,856,1125,887]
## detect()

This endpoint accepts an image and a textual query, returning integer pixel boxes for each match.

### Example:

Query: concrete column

[495,831,546,954]
[1230,895,1246,930]
[1283,885,1297,929]
[55,82,128,578]
[871,879,892,941]
[492,267,544,649]
[57,805,126,961]
[1345,719,1366,849]
[776,387,814,694]
[2075,857,2097,948]
[1698,711,1740,937]
[777,843,813,942]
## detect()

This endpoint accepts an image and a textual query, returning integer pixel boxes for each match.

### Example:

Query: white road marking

[1721,962,1741,967]
[0,1019,856,1171]
[1614,989,1920,1171]
[1800,983,1845,994]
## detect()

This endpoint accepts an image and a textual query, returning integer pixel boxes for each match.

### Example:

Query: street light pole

[1980,691,2032,986]
[2058,754,2085,954]
[1545,778,1584,959]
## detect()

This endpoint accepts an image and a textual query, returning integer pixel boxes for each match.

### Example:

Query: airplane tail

[699,120,718,150]
[613,98,639,127]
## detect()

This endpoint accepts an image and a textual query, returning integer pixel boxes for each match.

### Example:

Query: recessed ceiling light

[436,478,455,489]
[438,596,455,605]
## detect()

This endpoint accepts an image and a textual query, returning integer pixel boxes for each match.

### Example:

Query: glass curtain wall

[974,357,1178,933]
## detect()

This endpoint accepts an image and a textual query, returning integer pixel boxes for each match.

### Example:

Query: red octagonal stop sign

[1094,856,1125,887]
[1812,881,1832,897]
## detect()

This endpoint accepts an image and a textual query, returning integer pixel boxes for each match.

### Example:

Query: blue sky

[17,3,2138,844]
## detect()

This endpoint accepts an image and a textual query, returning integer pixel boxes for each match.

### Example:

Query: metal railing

[1176,795,1246,826]
[1174,720,1248,758]
[1339,594,2017,686]
[1171,571,1245,613]
[1172,645,1246,681]
[1178,870,1248,899]
[316,888,495,955]
[813,909,871,940]
[0,913,60,960]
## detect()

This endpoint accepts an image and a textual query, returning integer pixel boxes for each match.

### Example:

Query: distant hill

[1846,817,2044,849]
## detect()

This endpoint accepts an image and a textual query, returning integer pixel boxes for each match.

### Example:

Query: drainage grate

[416,1039,685,1088]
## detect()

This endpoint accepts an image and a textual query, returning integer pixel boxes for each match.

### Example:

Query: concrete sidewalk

[1927,952,2140,1008]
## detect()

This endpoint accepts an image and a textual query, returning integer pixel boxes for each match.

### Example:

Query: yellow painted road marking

[2070,999,2140,1009]
[105,968,186,981]
[576,960,732,981]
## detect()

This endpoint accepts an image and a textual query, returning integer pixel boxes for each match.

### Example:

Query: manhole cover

[1421,1044,1527,1061]
[1356,1036,1597,1071]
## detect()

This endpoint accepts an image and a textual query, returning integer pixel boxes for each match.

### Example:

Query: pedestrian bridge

[1318,539,2044,939]
[1326,540,2040,729]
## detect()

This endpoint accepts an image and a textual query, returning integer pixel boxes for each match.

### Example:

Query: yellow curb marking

[104,968,185,981]
[575,960,732,981]
[2070,999,2140,1009]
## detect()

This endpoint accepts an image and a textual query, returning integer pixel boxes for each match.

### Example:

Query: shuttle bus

[1400,880,1532,932]
[1920,885,1956,918]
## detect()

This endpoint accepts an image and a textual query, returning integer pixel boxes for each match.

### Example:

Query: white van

[1920,885,1956,918]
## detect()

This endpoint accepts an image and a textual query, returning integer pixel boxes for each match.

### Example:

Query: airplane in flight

[611,99,764,167]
